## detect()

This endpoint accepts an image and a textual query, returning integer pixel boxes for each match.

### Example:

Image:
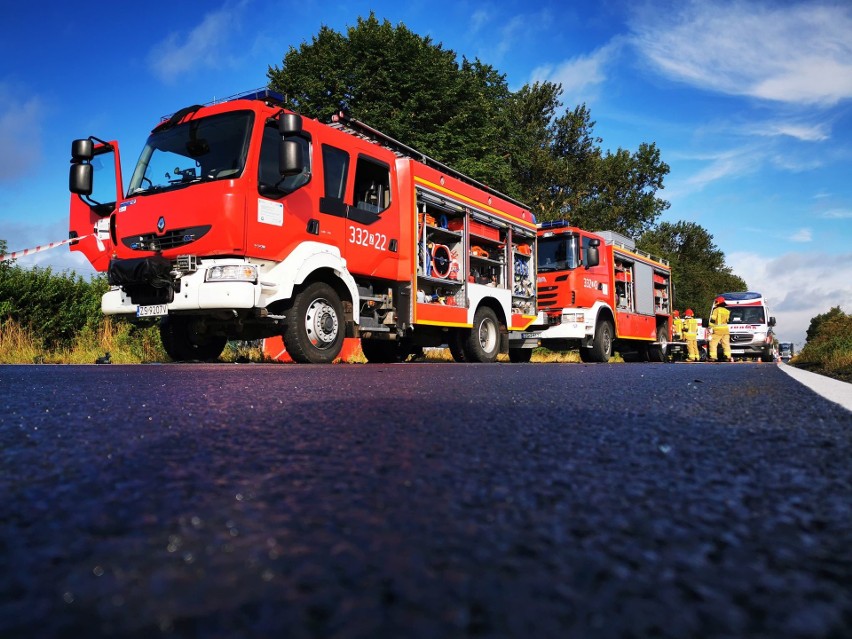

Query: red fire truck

[528,222,673,362]
[68,89,539,363]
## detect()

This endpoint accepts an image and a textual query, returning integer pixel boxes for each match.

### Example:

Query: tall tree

[267,14,510,186]
[639,221,747,319]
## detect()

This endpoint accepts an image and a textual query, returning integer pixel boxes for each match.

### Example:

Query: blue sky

[1,0,850,348]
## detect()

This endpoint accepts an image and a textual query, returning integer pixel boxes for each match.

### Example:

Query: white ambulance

[714,292,776,362]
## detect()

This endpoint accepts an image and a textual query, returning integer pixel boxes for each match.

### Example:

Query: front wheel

[462,306,501,363]
[283,282,345,363]
[159,316,227,362]
[579,318,613,363]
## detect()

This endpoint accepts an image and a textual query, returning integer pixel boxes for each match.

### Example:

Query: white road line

[778,362,852,413]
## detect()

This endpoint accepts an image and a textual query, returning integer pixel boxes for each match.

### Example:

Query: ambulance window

[353,156,391,213]
[322,145,349,200]
[258,124,310,198]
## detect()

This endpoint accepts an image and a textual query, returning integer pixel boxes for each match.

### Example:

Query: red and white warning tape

[0,234,93,263]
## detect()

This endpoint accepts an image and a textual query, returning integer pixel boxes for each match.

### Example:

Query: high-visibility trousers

[685,335,700,361]
[709,328,731,360]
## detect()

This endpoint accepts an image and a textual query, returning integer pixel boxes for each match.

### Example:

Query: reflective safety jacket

[709,306,730,333]
[673,316,684,337]
[683,316,698,337]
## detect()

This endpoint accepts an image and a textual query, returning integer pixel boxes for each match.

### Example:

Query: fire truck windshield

[537,234,579,272]
[127,111,253,195]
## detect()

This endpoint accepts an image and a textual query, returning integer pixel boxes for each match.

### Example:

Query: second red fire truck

[525,222,674,362]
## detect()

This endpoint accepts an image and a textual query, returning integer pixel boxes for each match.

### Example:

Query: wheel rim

[478,317,498,354]
[304,297,339,349]
[602,325,612,356]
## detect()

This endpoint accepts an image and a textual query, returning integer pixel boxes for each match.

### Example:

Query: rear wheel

[462,306,501,363]
[283,282,345,363]
[648,325,668,362]
[579,319,613,363]
[159,316,227,362]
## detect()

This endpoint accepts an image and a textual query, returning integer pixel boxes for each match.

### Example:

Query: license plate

[522,332,541,339]
[137,304,169,317]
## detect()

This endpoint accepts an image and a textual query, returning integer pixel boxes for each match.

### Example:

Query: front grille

[730,333,754,343]
[121,225,211,252]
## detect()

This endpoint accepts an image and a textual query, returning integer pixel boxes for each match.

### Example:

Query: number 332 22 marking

[349,227,388,251]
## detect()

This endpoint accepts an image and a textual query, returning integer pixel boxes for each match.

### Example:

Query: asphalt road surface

[1,362,850,639]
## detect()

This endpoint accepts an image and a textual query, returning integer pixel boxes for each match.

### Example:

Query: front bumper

[102,258,262,315]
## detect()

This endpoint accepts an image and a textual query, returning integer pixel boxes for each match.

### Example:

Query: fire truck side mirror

[278,113,303,135]
[586,239,600,268]
[280,140,303,177]
[69,162,93,195]
[71,139,94,161]
[769,316,776,327]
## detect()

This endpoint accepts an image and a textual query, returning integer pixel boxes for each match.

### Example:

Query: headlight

[205,265,258,283]
[562,312,585,323]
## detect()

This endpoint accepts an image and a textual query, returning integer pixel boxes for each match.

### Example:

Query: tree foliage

[805,306,846,344]
[268,14,511,186]
[638,221,747,320]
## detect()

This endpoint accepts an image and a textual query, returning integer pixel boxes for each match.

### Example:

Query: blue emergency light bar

[225,88,286,105]
[539,220,572,229]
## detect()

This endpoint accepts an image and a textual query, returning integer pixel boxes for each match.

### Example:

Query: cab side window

[322,145,349,201]
[258,124,310,198]
[353,156,391,214]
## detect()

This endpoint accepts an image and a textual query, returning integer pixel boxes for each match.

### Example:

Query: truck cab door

[69,140,121,272]
[344,154,401,281]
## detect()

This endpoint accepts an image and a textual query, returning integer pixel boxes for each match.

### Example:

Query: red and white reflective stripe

[0,234,92,263]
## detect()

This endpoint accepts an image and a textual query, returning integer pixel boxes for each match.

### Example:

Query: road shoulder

[778,362,852,413]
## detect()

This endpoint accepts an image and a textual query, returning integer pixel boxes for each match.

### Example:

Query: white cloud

[629,1,852,106]
[470,8,490,33]
[752,120,830,142]
[0,86,43,183]
[147,3,246,83]
[530,41,621,105]
[790,228,812,243]
[820,208,852,219]
[728,250,852,347]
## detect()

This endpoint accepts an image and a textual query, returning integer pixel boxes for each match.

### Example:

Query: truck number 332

[349,226,388,251]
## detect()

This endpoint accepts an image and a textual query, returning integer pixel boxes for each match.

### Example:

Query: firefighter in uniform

[708,296,732,362]
[672,310,683,341]
[683,309,699,362]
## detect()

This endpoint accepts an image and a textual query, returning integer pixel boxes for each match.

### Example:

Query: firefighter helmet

[684,309,693,317]
[672,310,680,317]
[714,296,726,305]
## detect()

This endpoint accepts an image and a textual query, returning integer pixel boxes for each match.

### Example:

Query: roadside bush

[0,263,107,349]
[795,308,852,382]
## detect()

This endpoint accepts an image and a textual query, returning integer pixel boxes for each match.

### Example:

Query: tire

[283,281,345,363]
[761,347,774,363]
[361,339,410,363]
[580,318,613,363]
[508,348,533,363]
[648,325,667,362]
[462,306,501,363]
[159,316,227,362]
